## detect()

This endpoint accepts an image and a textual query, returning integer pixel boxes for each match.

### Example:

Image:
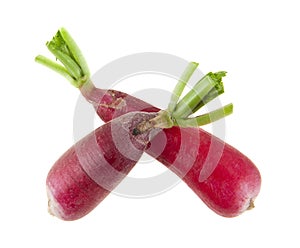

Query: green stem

[59,28,90,77]
[175,103,233,127]
[35,27,90,88]
[139,69,232,132]
[172,71,225,119]
[35,55,75,84]
[47,46,82,79]
[167,62,199,113]
[135,69,232,133]
[191,71,226,113]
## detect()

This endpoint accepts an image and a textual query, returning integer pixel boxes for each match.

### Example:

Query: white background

[1,0,299,247]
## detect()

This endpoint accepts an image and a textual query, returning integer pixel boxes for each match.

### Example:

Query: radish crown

[35,28,233,130]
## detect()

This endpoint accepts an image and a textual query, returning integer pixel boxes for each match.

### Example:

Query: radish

[47,111,159,220]
[148,127,260,216]
[36,28,261,219]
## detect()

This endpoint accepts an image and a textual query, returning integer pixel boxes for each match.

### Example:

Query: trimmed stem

[133,69,232,134]
[47,47,82,79]
[167,62,199,113]
[35,28,90,88]
[172,71,226,119]
[192,71,226,113]
[35,55,75,84]
[59,28,90,77]
[175,103,233,127]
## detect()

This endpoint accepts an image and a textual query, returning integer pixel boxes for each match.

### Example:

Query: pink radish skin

[81,85,159,122]
[81,85,261,217]
[46,112,158,221]
[148,127,260,217]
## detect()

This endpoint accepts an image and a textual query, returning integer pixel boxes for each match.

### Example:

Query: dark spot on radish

[132,128,140,136]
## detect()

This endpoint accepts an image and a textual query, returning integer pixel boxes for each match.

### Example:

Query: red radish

[47,112,159,220]
[83,86,261,216]
[87,89,260,216]
[80,85,160,123]
[148,127,260,217]
[36,28,261,219]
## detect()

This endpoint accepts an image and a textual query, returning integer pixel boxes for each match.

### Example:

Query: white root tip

[247,198,255,211]
[46,186,64,219]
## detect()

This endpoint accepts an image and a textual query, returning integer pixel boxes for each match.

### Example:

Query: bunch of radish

[36,28,261,221]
